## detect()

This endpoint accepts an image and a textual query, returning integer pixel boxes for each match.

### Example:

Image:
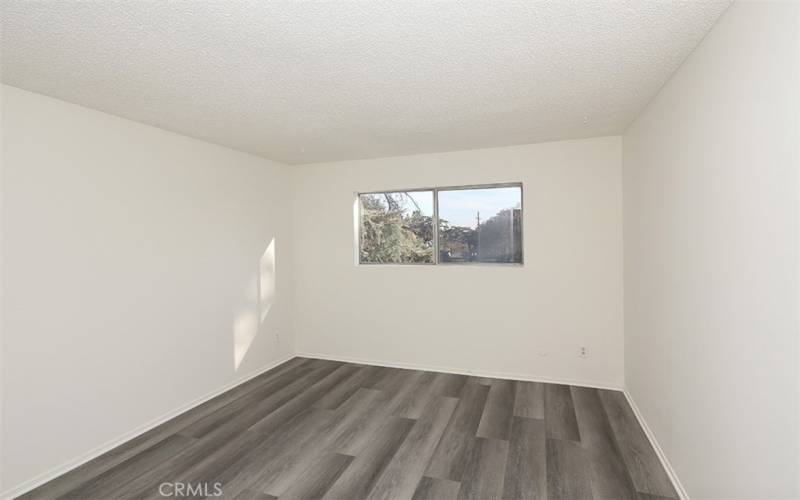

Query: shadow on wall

[233,237,276,371]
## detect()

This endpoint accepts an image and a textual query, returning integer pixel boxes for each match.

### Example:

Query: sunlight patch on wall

[260,239,276,322]
[233,237,276,370]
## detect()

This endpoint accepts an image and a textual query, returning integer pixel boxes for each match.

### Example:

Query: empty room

[1,1,798,499]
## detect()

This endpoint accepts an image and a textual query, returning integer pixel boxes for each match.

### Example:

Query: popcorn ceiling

[1,1,729,164]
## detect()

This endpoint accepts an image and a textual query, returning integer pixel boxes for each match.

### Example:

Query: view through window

[358,184,522,264]
[358,190,434,264]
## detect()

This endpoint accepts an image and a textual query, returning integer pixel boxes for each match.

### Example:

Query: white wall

[797,10,800,493]
[292,137,624,388]
[1,85,294,493]
[0,78,5,495]
[623,3,799,499]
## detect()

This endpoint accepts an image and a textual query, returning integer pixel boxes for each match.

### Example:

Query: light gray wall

[1,85,294,493]
[292,137,624,388]
[623,3,799,498]
[0,75,5,496]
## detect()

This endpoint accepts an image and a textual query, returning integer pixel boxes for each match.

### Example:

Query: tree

[438,219,477,262]
[474,208,522,262]
[439,208,521,263]
[359,193,433,263]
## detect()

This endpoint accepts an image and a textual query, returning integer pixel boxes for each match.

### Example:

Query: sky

[402,186,520,229]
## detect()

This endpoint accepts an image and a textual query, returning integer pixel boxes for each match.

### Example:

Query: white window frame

[356,182,524,266]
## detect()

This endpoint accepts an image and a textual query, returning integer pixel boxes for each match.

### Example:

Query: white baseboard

[0,353,295,500]
[296,350,623,391]
[622,389,689,500]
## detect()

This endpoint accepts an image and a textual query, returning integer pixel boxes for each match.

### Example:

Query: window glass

[437,186,522,263]
[359,191,434,264]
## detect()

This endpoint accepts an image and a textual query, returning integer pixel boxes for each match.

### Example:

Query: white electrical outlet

[580,346,588,358]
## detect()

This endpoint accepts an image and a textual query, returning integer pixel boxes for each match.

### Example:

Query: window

[358,184,522,265]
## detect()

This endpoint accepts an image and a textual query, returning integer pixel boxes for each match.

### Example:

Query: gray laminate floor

[20,358,678,500]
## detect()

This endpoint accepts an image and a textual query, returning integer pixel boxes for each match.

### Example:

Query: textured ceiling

[1,1,729,165]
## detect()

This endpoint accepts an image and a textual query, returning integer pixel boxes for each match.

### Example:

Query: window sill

[356,262,524,268]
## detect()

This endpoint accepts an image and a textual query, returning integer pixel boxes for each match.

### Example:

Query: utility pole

[475,211,481,261]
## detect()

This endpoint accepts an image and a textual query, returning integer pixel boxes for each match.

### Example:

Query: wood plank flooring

[20,358,678,500]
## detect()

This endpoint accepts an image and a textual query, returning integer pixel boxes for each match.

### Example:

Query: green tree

[360,193,433,263]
